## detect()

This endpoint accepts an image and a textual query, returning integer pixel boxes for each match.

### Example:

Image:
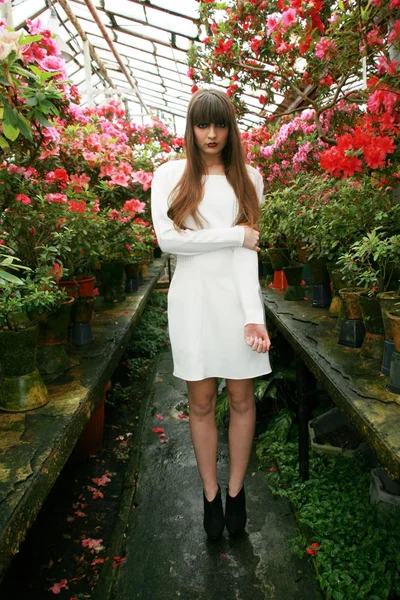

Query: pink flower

[122,198,146,214]
[314,37,337,60]
[110,171,130,187]
[26,18,48,35]
[131,170,153,191]
[125,244,133,251]
[0,240,5,246]
[281,8,297,29]
[70,173,90,190]
[266,13,281,36]
[100,163,114,178]
[46,193,68,204]
[92,199,100,213]
[49,579,68,594]
[16,194,31,205]
[39,55,66,72]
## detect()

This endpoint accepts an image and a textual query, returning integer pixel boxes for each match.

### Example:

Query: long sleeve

[151,163,245,256]
[232,169,266,326]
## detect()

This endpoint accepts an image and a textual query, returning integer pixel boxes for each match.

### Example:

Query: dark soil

[315,424,364,450]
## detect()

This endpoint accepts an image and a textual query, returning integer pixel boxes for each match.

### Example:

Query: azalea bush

[0,273,67,331]
[0,19,75,155]
[260,173,393,261]
[0,17,184,292]
[336,230,400,293]
[192,0,400,183]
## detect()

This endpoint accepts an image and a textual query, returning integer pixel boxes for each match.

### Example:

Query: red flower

[191,84,199,94]
[69,200,87,212]
[16,194,31,205]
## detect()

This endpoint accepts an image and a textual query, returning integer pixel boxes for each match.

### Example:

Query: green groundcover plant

[257,412,400,600]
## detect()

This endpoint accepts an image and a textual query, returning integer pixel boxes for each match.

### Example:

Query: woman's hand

[244,323,271,353]
[241,226,260,252]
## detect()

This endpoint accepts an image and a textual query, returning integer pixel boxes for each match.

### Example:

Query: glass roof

[9,0,277,133]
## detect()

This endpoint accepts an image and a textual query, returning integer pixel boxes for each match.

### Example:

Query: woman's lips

[207,143,217,147]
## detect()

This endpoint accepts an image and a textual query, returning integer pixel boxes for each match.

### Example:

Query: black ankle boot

[225,485,247,536]
[203,484,224,540]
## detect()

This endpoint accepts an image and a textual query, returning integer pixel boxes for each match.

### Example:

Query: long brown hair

[167,88,261,230]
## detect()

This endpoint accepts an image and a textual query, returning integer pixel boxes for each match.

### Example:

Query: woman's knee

[187,379,216,418]
[226,380,254,414]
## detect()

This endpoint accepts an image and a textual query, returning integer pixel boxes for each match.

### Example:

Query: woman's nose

[208,125,217,138]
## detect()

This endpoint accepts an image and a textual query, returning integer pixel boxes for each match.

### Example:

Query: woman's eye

[216,123,226,128]
[197,123,208,128]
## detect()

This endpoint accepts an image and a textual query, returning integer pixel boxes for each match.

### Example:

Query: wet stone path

[112,349,323,600]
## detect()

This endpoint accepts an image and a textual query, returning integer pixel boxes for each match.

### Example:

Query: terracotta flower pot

[359,293,385,360]
[339,288,368,320]
[388,310,400,353]
[58,276,95,298]
[377,292,400,340]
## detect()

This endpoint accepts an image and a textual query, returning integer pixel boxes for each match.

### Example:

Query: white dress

[151,159,272,381]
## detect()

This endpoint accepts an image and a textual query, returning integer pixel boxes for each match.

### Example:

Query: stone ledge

[263,287,400,481]
[0,257,167,580]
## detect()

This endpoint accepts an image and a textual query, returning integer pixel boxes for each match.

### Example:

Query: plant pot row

[0,260,152,413]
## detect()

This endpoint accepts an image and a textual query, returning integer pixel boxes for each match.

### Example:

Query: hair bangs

[190,92,229,127]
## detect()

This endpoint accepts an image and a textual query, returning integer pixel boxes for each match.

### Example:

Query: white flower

[0,29,22,61]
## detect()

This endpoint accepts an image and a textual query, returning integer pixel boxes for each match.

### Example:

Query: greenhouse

[0,0,400,598]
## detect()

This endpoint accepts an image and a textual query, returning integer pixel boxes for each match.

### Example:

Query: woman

[151,88,271,540]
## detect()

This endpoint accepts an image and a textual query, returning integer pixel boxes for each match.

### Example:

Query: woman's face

[193,121,229,159]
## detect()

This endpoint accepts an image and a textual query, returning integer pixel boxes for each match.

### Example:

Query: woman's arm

[151,164,245,256]
[232,169,265,326]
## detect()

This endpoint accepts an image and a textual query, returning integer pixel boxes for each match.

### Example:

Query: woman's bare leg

[186,378,218,501]
[225,378,255,497]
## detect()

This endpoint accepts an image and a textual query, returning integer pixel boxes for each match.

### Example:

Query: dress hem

[172,367,272,382]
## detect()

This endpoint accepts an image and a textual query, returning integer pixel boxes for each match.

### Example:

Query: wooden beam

[126,0,201,26]
[56,0,117,92]
[83,0,150,114]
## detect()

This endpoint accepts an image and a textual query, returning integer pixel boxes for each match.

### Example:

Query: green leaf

[3,101,19,127]
[16,113,33,141]
[0,270,23,285]
[0,135,10,150]
[34,113,53,128]
[19,34,42,46]
[2,121,20,141]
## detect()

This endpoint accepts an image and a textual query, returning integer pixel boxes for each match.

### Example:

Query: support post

[296,357,315,481]
[83,40,94,107]
[0,0,13,27]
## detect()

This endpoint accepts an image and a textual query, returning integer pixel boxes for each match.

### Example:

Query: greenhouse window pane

[12,0,46,28]
[150,0,199,20]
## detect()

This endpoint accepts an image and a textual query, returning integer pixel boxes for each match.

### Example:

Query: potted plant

[98,205,155,302]
[337,231,400,360]
[0,265,67,411]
